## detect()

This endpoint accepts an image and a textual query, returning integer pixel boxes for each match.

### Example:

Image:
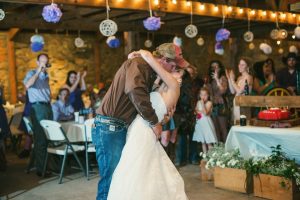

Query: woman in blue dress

[63,70,87,111]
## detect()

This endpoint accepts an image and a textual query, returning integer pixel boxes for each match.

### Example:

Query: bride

[107,50,188,200]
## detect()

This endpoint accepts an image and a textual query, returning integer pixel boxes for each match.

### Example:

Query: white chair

[23,117,35,173]
[40,120,85,184]
[84,118,96,180]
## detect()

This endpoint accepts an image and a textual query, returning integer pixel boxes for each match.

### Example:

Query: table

[61,121,87,142]
[225,125,300,163]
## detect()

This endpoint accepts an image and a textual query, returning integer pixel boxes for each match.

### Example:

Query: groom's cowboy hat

[153,43,190,69]
[282,52,299,64]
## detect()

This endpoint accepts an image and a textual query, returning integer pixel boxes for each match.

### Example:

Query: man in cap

[277,52,299,95]
[93,43,189,200]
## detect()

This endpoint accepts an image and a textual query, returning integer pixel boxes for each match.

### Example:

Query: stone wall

[0,33,10,101]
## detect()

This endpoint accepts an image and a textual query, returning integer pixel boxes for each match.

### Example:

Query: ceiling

[0,0,298,38]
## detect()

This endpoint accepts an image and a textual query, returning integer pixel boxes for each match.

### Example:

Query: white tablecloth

[61,121,86,142]
[225,125,300,163]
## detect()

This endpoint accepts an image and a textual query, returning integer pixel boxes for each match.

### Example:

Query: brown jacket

[96,57,158,126]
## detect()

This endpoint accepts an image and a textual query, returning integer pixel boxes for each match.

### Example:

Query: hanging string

[106,0,110,19]
[148,0,152,17]
[221,6,225,28]
[78,30,81,38]
[275,13,280,29]
[190,1,193,24]
[247,9,251,31]
[35,28,38,34]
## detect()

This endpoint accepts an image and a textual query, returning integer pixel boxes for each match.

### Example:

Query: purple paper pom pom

[42,3,62,23]
[31,42,44,52]
[215,28,230,42]
[108,38,121,48]
[215,42,224,55]
[143,17,161,31]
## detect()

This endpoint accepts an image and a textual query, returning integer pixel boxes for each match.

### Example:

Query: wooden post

[7,28,19,104]
[94,41,101,84]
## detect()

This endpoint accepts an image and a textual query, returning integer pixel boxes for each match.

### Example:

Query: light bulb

[239,8,244,14]
[154,0,159,5]
[251,10,255,15]
[227,6,232,12]
[281,13,286,19]
[214,5,219,12]
[186,1,191,6]
[172,0,177,4]
[292,35,296,39]
[292,14,296,18]
[262,11,267,16]
[277,40,281,45]
[271,13,276,18]
[200,4,205,10]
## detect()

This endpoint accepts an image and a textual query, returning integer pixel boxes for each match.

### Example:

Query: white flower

[199,152,203,156]
[203,154,206,159]
[221,164,226,168]
[224,152,230,156]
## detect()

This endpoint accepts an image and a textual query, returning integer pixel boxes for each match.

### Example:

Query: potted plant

[201,143,253,193]
[248,145,300,200]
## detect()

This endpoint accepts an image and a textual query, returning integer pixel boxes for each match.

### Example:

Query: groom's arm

[124,58,159,127]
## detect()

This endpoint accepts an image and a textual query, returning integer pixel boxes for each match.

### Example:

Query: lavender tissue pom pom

[143,17,161,31]
[42,3,62,23]
[31,42,44,52]
[108,38,120,48]
[215,28,230,42]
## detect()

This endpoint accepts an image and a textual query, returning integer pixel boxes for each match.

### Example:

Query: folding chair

[23,117,35,173]
[9,112,24,151]
[40,120,85,184]
[84,118,96,180]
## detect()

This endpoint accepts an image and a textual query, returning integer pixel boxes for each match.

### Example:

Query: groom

[92,43,190,200]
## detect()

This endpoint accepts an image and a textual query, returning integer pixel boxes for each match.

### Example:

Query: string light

[239,8,244,14]
[281,13,286,19]
[199,4,205,11]
[292,35,296,39]
[186,1,191,6]
[262,11,267,16]
[214,5,219,12]
[172,0,177,4]
[271,12,276,18]
[292,14,296,18]
[154,0,159,6]
[277,40,281,45]
[227,6,232,12]
[250,10,255,15]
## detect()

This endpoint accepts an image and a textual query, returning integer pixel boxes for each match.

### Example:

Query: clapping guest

[63,70,87,111]
[226,57,253,124]
[52,88,74,121]
[253,58,276,95]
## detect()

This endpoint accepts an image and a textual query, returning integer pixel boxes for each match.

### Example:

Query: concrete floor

[0,152,263,200]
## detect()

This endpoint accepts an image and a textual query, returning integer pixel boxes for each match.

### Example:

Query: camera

[45,63,51,68]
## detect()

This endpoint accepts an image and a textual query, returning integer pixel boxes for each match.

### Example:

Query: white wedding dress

[108,92,188,200]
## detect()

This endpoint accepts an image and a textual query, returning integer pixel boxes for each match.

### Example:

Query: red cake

[257,108,291,121]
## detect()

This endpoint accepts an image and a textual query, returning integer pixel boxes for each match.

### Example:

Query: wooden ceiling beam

[1,0,298,25]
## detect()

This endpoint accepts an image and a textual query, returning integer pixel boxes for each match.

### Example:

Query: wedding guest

[63,70,87,111]
[52,88,74,121]
[253,58,276,95]
[226,57,253,124]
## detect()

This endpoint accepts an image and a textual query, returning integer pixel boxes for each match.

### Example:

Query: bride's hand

[152,123,162,141]
[138,49,153,61]
[127,51,141,59]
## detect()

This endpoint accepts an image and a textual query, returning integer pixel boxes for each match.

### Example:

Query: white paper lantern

[270,29,279,40]
[30,34,45,44]
[144,39,152,48]
[173,36,182,47]
[249,43,255,50]
[74,37,85,48]
[0,9,5,21]
[289,45,298,54]
[197,37,204,46]
[294,26,300,39]
[278,48,284,54]
[243,31,254,42]
[259,43,272,55]
[185,24,198,38]
[278,29,288,39]
[99,19,118,37]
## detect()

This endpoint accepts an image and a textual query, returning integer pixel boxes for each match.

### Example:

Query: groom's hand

[152,123,162,140]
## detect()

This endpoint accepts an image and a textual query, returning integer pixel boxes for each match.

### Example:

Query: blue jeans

[92,115,127,200]
[175,132,198,164]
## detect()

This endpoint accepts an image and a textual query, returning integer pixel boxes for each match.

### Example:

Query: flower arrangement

[245,145,300,189]
[201,143,245,170]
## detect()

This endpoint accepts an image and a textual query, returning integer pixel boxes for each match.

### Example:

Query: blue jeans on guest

[175,132,199,165]
[92,114,127,200]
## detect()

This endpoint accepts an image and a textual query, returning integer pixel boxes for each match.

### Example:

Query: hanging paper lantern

[243,31,254,42]
[249,43,255,50]
[99,19,118,37]
[294,26,300,39]
[0,9,5,21]
[278,29,288,39]
[270,29,279,40]
[173,36,182,47]
[185,24,198,38]
[197,37,204,46]
[30,34,45,44]
[144,39,153,48]
[31,42,44,52]
[106,36,120,48]
[259,43,272,55]
[42,3,62,23]
[74,37,85,48]
[289,45,298,54]
[215,28,230,42]
[143,17,161,31]
[215,42,224,55]
[278,48,284,54]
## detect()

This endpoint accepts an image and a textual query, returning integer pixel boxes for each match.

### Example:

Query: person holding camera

[23,53,53,177]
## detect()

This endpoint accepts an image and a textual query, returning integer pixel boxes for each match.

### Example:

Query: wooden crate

[254,174,300,200]
[200,160,213,181]
[214,167,253,194]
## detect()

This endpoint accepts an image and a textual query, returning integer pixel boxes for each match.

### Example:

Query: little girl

[193,87,217,153]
